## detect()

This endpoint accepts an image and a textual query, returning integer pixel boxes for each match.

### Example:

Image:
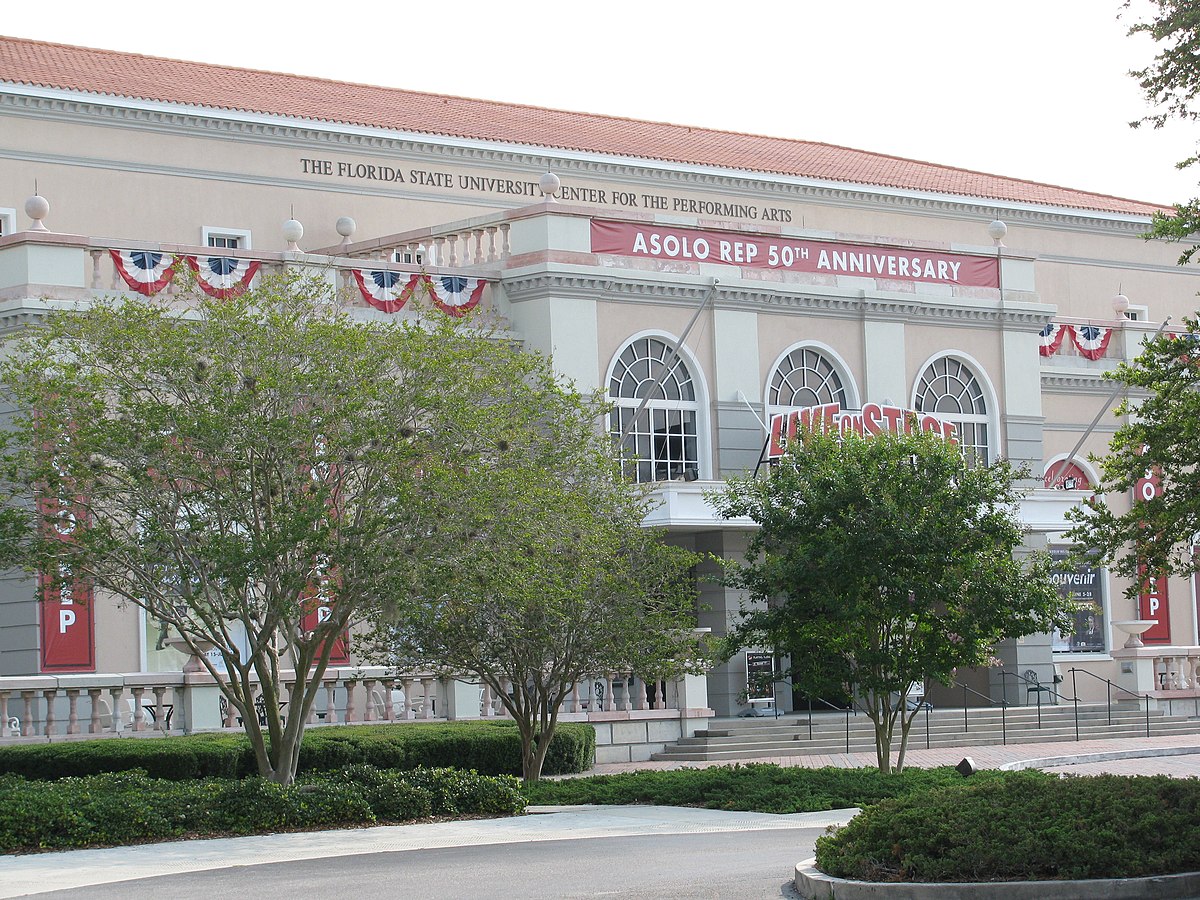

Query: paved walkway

[5,733,1200,897]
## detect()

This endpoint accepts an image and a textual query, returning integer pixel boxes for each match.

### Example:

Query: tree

[1065,322,1200,596]
[712,426,1070,773]
[366,387,704,784]
[0,269,564,785]
[1124,0,1200,262]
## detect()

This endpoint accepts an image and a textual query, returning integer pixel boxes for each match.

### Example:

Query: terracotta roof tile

[0,35,1167,217]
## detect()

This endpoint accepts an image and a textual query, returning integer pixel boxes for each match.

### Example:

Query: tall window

[914,356,991,465]
[609,337,700,483]
[768,347,848,413]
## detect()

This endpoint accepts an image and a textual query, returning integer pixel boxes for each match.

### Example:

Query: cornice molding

[503,272,1052,327]
[0,89,1158,239]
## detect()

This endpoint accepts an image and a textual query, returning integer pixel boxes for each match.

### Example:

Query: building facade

[2,36,1199,718]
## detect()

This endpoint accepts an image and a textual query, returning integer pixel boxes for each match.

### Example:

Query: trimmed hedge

[815,770,1200,882]
[524,763,984,813]
[0,765,526,853]
[0,722,595,781]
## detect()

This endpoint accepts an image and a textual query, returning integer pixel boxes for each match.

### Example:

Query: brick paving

[588,732,1200,777]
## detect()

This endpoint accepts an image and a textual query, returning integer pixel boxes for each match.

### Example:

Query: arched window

[914,356,991,466]
[768,346,849,413]
[608,337,700,483]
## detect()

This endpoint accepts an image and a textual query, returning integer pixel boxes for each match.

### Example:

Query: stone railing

[0,669,709,744]
[331,211,512,268]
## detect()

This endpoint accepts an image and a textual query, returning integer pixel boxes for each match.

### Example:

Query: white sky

[4,1,1197,206]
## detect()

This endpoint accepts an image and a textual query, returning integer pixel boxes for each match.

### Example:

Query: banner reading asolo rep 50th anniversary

[591,221,999,288]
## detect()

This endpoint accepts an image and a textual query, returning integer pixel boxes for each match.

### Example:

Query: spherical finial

[1113,292,1131,316]
[335,216,356,239]
[24,195,49,232]
[282,218,304,251]
[539,171,561,201]
[986,219,1007,246]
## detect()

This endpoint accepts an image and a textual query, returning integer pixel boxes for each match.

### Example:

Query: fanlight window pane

[769,348,848,409]
[609,338,700,483]
[915,357,990,466]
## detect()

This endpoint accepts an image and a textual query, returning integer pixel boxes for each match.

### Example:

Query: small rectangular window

[201,226,252,251]
[393,249,425,266]
[1123,305,1149,322]
[0,207,16,236]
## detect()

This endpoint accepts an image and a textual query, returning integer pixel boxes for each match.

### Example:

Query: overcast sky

[4,1,1197,206]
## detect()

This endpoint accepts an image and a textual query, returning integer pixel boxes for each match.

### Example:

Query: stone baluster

[21,691,36,737]
[0,691,10,738]
[65,688,81,735]
[380,679,396,721]
[431,237,445,268]
[151,686,167,731]
[485,227,498,263]
[446,234,459,267]
[89,249,104,289]
[130,686,146,732]
[472,229,485,264]
[632,677,648,711]
[569,682,581,713]
[223,693,238,728]
[107,687,125,733]
[345,680,358,723]
[499,223,511,258]
[421,677,436,719]
[42,688,57,736]
[323,678,339,724]
[363,678,377,722]
[88,687,105,734]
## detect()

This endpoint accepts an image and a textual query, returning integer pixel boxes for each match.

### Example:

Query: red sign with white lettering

[1135,466,1171,644]
[39,569,95,672]
[591,221,1000,288]
[767,402,957,460]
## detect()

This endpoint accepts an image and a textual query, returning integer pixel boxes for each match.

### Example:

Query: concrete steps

[651,705,1200,762]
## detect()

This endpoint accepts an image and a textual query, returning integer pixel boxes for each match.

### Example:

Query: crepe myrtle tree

[712,426,1071,773]
[0,269,571,785]
[365,386,705,784]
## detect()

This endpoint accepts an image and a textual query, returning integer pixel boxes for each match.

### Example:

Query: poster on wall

[1049,549,1105,653]
[39,568,95,672]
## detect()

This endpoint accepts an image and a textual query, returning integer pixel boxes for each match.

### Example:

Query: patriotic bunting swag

[347,269,488,317]
[109,249,176,296]
[1039,322,1069,357]
[350,269,418,313]
[1071,325,1113,361]
[421,274,486,317]
[185,255,261,299]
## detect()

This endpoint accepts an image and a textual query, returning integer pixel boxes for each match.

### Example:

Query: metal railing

[951,679,1010,746]
[999,669,1080,739]
[803,696,862,755]
[1068,667,1152,738]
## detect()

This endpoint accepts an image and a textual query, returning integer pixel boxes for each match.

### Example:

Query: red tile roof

[0,35,1167,217]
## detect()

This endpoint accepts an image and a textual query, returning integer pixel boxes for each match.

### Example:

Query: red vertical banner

[39,566,95,672]
[300,578,349,665]
[1134,466,1171,644]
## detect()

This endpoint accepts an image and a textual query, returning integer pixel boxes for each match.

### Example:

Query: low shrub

[0,722,594,782]
[815,770,1200,882]
[0,764,525,853]
[524,763,981,813]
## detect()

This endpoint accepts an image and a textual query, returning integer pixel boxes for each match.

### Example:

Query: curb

[999,745,1200,771]
[794,859,1200,899]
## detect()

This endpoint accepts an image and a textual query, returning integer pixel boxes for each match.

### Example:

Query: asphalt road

[29,829,824,900]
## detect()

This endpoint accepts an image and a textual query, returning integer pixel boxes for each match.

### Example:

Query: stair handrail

[950,678,1010,746]
[1067,666,1153,738]
[804,695,863,753]
[999,669,1080,739]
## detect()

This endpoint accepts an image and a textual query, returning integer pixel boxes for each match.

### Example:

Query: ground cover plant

[0,722,594,781]
[815,769,1200,882]
[0,764,525,853]
[523,763,988,813]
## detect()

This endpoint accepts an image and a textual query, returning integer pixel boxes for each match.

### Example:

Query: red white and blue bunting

[1071,325,1113,361]
[109,249,176,296]
[347,269,488,317]
[350,269,417,313]
[1039,322,1069,357]
[185,255,261,299]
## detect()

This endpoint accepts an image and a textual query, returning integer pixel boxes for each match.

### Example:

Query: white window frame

[764,341,860,424]
[393,247,426,266]
[0,207,16,237]
[201,226,253,251]
[1123,304,1149,322]
[911,351,1001,467]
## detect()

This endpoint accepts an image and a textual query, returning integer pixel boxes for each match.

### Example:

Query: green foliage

[0,722,594,781]
[712,427,1070,772]
[1067,318,1200,594]
[369,369,704,784]
[523,764,980,813]
[0,270,588,785]
[0,765,524,853]
[815,770,1200,882]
